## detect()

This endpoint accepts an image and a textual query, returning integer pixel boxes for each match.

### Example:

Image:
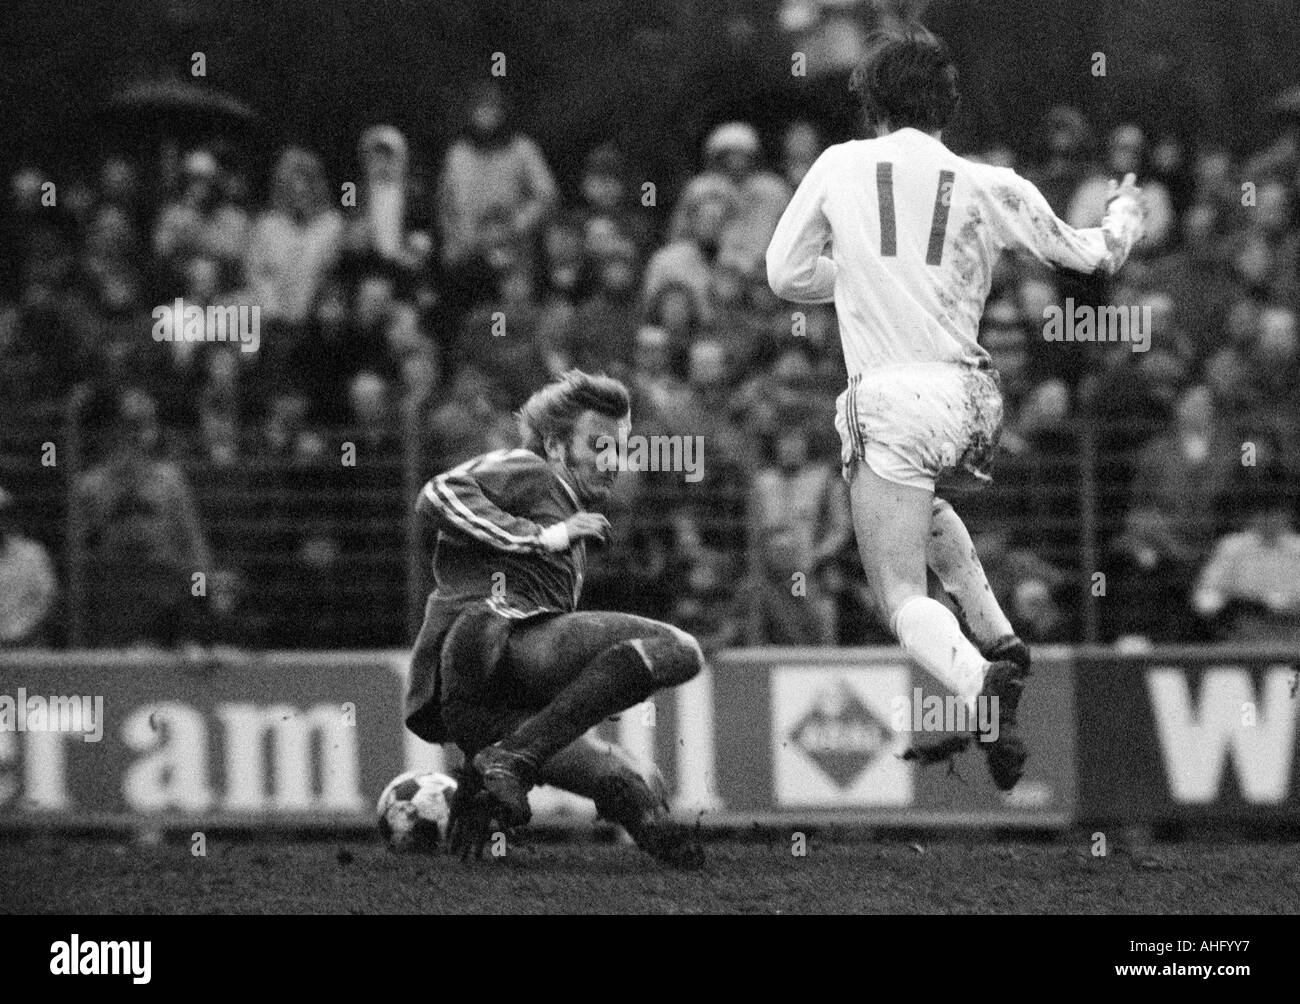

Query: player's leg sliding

[542,736,704,869]
[591,772,704,870]
[921,497,1030,789]
[474,634,701,826]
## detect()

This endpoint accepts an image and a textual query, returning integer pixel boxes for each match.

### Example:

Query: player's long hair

[850,25,960,134]
[517,370,631,456]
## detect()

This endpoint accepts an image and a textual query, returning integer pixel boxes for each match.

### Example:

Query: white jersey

[766,127,1145,375]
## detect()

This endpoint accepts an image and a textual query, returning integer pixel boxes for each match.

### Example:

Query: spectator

[245,146,344,329]
[1025,106,1096,216]
[972,378,1080,573]
[455,263,553,407]
[1106,386,1234,641]
[424,365,517,472]
[540,216,586,302]
[571,233,639,374]
[1118,385,1235,570]
[384,300,434,369]
[780,120,823,190]
[1192,148,1241,218]
[748,427,851,644]
[996,544,1073,644]
[533,219,583,372]
[255,387,327,462]
[734,344,835,458]
[98,155,141,216]
[1145,202,1240,365]
[583,469,672,622]
[345,125,430,276]
[1194,480,1300,643]
[1250,305,1300,399]
[642,173,740,326]
[74,388,212,647]
[0,487,57,647]
[669,122,792,273]
[152,148,250,284]
[64,208,178,412]
[195,347,241,467]
[437,81,558,271]
[576,142,652,256]
[1238,180,1299,309]
[628,324,687,423]
[347,370,400,460]
[8,85,1300,650]
[1244,88,1300,181]
[645,279,706,359]
[668,544,745,657]
[665,339,749,463]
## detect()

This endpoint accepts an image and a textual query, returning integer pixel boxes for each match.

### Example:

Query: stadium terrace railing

[0,396,1294,648]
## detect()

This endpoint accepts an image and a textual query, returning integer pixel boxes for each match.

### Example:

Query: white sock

[893,595,988,706]
[927,501,1014,651]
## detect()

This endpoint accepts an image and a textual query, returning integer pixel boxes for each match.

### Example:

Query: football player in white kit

[766,27,1144,788]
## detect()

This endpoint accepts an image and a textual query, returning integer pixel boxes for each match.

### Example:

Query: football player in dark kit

[405,370,705,867]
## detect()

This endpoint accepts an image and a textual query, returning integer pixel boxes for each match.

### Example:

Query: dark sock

[500,642,655,765]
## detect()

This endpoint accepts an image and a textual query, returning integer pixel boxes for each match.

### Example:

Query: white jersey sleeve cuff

[538,521,571,552]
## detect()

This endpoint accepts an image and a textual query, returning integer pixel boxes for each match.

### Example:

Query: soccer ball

[376,770,458,853]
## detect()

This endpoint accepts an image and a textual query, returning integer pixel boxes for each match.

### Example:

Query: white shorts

[834,361,1004,491]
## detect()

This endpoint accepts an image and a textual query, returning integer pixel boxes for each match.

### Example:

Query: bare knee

[635,625,704,687]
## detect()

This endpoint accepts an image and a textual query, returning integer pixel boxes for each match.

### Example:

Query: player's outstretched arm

[994,170,1145,277]
[766,151,838,303]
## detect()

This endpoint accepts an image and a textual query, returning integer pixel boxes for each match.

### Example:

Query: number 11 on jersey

[876,162,955,266]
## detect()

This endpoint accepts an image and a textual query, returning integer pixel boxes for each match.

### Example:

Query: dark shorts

[445,609,692,755]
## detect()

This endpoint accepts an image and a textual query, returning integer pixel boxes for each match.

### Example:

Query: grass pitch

[2,832,1296,914]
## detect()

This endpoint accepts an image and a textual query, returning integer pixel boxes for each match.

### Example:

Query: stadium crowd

[2,80,1300,651]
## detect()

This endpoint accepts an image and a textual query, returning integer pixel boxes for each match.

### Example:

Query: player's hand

[562,512,612,546]
[445,794,498,861]
[445,769,503,862]
[1107,172,1142,206]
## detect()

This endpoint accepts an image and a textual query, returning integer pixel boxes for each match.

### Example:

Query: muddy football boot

[471,744,538,826]
[594,774,705,870]
[980,635,1032,678]
[977,658,1030,790]
[901,733,972,765]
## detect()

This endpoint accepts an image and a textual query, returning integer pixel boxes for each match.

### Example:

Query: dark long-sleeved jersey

[416,447,586,617]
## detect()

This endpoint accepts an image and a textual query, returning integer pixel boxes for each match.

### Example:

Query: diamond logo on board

[772,666,912,807]
[788,682,893,788]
